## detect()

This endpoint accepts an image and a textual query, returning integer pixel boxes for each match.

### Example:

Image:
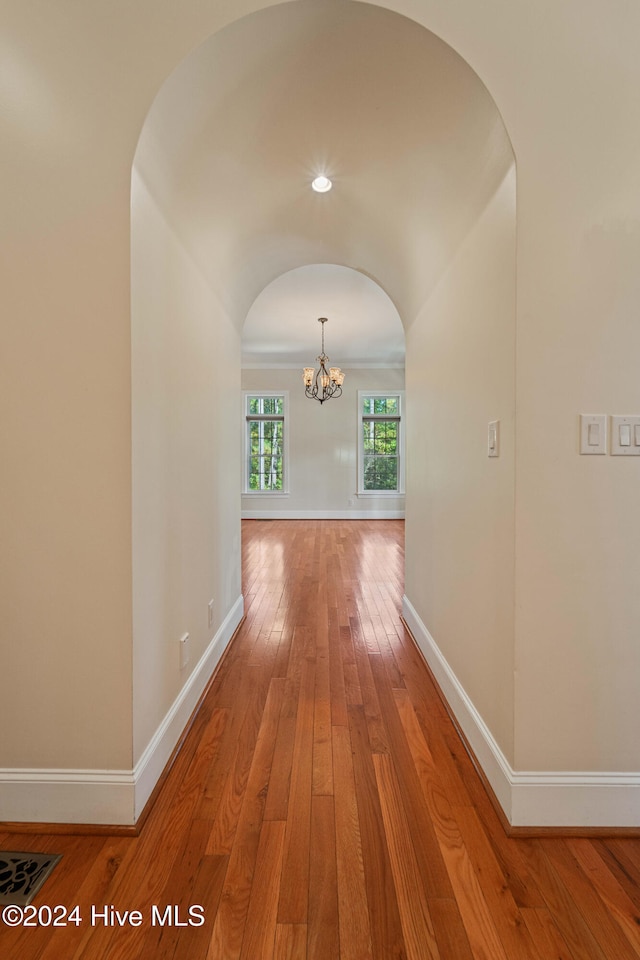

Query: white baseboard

[133,593,244,821]
[0,769,136,825]
[402,595,640,829]
[0,594,244,826]
[242,509,405,520]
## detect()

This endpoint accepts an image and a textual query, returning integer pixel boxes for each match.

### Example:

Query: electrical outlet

[179,632,190,669]
[208,599,215,628]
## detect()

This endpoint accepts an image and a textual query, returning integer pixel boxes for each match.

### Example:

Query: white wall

[132,170,243,777]
[405,167,516,762]
[242,368,405,518]
[0,7,137,784]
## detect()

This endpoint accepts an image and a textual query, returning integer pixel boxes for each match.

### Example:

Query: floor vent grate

[0,852,62,906]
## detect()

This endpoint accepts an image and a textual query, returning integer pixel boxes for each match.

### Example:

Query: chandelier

[302,317,345,404]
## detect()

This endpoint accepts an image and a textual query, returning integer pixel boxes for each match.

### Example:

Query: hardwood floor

[2,518,640,959]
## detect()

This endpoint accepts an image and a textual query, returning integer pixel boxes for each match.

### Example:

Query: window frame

[357,390,405,496]
[243,391,289,495]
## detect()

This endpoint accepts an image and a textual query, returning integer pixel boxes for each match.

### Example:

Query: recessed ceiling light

[311,175,332,193]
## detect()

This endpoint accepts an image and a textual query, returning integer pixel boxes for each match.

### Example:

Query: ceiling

[133,0,514,360]
[242,263,404,367]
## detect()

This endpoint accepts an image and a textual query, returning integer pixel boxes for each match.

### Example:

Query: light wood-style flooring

[2,519,640,959]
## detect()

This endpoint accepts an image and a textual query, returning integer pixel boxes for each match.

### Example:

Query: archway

[130,0,515,818]
[241,263,406,517]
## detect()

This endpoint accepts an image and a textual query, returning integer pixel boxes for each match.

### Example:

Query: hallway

[2,519,640,960]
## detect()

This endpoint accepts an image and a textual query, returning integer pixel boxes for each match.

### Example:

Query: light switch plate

[580,415,607,454]
[610,415,640,456]
[488,420,500,457]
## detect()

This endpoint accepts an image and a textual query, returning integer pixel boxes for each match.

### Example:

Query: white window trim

[243,390,290,495]
[357,390,405,496]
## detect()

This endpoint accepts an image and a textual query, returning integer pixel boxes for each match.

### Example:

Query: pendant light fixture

[302,317,345,404]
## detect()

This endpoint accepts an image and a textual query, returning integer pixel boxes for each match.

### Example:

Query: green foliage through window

[246,395,285,491]
[360,394,401,492]
[362,395,398,416]
[248,396,284,416]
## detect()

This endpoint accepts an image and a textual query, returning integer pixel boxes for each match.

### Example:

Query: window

[244,393,288,493]
[358,392,404,494]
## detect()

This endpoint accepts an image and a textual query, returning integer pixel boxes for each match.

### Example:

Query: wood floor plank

[370,659,453,900]
[392,695,509,960]
[412,703,473,809]
[594,839,640,912]
[351,631,391,755]
[35,837,134,960]
[540,838,640,960]
[520,907,575,960]
[394,685,471,813]
[167,853,229,960]
[340,623,363,707]
[436,732,544,910]
[239,820,286,960]
[406,690,545,912]
[516,839,610,960]
[198,670,259,821]
[429,898,475,960]
[373,753,442,960]
[272,628,294,680]
[348,703,407,960]
[205,678,287,960]
[274,923,307,960]
[285,624,314,686]
[308,796,339,959]
[263,706,296,823]
[312,650,333,796]
[277,658,315,924]
[328,622,350,724]
[452,805,540,960]
[332,724,374,960]
[206,668,271,855]
[188,706,230,821]
[132,820,223,960]
[433,821,510,960]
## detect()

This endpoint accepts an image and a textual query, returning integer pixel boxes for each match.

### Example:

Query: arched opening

[241,263,405,518]
[131,0,515,816]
